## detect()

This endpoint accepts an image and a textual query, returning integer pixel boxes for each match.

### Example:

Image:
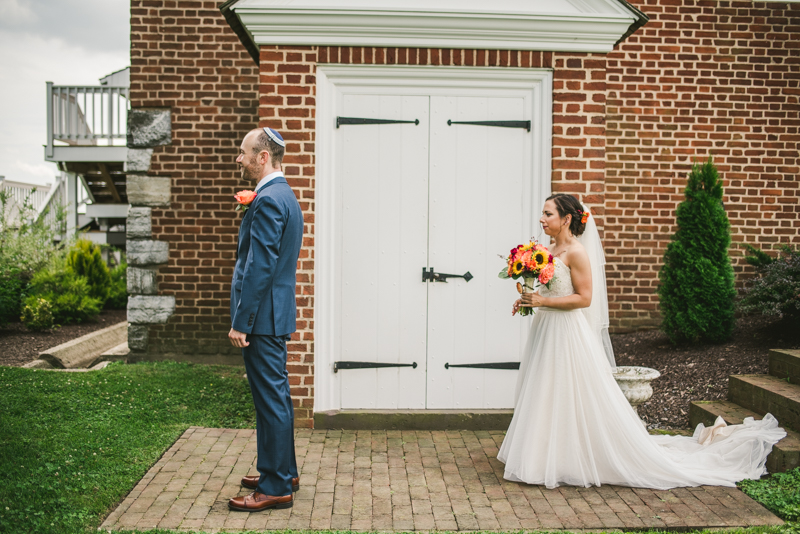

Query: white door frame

[315,65,553,412]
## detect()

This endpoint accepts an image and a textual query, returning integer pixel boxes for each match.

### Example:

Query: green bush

[25,258,102,324]
[106,262,128,309]
[0,265,27,328]
[658,159,736,343]
[739,245,800,321]
[67,238,111,305]
[739,468,800,521]
[20,297,54,331]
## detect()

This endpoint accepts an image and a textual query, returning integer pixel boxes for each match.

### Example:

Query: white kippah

[263,127,285,147]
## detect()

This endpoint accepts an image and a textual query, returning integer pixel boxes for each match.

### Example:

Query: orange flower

[539,263,555,284]
[235,190,257,205]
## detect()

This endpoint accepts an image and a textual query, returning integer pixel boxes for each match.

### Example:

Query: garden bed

[0,308,127,367]
[614,314,800,430]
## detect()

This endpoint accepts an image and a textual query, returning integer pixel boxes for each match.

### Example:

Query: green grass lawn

[0,361,798,534]
[0,361,255,533]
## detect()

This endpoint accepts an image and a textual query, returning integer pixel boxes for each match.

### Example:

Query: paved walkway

[101,427,783,532]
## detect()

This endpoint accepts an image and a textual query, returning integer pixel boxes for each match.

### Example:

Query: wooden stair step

[728,374,800,432]
[770,348,800,384]
[689,400,800,473]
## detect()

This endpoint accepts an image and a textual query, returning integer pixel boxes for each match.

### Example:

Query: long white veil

[576,205,616,370]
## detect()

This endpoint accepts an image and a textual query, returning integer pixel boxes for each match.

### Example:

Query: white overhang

[228,0,646,55]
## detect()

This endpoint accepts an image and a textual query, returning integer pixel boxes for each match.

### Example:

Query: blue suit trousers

[242,334,298,496]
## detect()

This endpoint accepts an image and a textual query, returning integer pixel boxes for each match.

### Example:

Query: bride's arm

[520,248,593,310]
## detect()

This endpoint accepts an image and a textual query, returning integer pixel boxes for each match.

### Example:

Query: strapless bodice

[539,259,573,298]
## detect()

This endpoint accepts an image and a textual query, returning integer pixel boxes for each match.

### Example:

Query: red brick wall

[604,0,800,331]
[129,1,259,356]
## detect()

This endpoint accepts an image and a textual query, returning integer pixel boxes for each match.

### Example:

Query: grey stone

[124,148,154,173]
[127,108,171,148]
[126,175,171,207]
[127,266,158,295]
[39,322,128,369]
[22,359,54,369]
[127,324,149,352]
[126,207,152,239]
[127,239,168,266]
[128,296,176,324]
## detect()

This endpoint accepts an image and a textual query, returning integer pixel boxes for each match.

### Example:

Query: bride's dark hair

[546,193,587,237]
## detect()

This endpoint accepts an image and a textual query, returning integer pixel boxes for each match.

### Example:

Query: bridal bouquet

[498,239,555,316]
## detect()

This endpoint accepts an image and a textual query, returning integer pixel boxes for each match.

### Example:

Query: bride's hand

[521,291,546,308]
[512,299,522,316]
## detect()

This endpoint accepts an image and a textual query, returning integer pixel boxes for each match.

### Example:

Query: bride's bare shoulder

[562,241,590,269]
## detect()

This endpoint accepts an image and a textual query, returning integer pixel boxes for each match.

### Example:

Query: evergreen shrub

[24,258,102,325]
[739,245,800,321]
[658,159,736,343]
[0,266,27,328]
[20,298,53,331]
[67,238,111,305]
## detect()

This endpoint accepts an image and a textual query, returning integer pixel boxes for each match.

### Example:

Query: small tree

[658,159,736,343]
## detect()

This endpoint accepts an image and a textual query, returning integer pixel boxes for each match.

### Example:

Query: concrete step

[39,321,127,369]
[770,348,800,384]
[689,400,800,473]
[728,374,800,433]
[314,410,513,430]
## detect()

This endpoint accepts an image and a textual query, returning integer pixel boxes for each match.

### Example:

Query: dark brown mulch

[0,309,128,367]
[612,314,800,430]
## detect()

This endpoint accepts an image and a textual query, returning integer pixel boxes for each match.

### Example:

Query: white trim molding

[313,65,553,412]
[231,0,643,53]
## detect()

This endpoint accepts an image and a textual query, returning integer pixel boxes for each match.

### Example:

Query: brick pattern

[129,1,260,356]
[101,427,783,531]
[604,0,800,330]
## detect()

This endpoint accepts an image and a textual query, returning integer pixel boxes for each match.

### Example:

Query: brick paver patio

[101,427,783,532]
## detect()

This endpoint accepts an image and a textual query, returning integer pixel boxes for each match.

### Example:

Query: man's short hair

[252,129,285,166]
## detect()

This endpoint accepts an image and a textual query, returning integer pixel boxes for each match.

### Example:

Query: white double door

[336,92,534,410]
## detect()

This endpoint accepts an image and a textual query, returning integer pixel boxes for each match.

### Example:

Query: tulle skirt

[497,307,786,490]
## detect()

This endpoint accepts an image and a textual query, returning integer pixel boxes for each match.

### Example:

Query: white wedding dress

[497,258,787,490]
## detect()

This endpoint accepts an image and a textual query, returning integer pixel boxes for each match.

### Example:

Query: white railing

[0,178,51,229]
[35,175,67,236]
[46,82,129,158]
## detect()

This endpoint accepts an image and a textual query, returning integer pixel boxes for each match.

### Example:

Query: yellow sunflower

[533,250,548,270]
[512,260,525,275]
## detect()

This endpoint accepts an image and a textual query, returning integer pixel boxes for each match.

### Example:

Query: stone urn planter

[613,366,661,415]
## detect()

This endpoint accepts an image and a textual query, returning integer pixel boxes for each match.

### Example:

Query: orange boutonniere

[234,190,257,212]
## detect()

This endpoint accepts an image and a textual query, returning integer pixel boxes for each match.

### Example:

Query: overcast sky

[0,0,130,186]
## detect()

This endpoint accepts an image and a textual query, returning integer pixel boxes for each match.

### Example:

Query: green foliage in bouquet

[67,238,111,305]
[20,297,54,331]
[658,159,735,343]
[24,257,102,325]
[106,262,128,309]
[739,244,800,321]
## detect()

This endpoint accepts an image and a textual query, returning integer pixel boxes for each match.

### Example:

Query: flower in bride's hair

[539,263,555,284]
[512,260,525,276]
[234,190,257,212]
[580,209,590,224]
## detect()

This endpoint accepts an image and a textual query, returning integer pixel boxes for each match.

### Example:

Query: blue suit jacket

[230,177,304,336]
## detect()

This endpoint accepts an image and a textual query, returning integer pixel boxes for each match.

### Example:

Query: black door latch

[422,267,473,283]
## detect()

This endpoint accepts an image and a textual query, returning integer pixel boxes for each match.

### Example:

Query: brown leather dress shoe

[241,475,300,492]
[228,492,292,512]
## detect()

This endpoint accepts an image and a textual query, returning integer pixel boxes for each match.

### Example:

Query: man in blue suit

[227,127,303,512]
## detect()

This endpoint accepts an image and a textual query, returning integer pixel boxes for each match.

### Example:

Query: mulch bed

[0,309,127,367]
[3,308,798,431]
[613,314,800,430]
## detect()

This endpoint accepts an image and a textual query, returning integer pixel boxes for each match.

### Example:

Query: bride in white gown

[497,193,786,490]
